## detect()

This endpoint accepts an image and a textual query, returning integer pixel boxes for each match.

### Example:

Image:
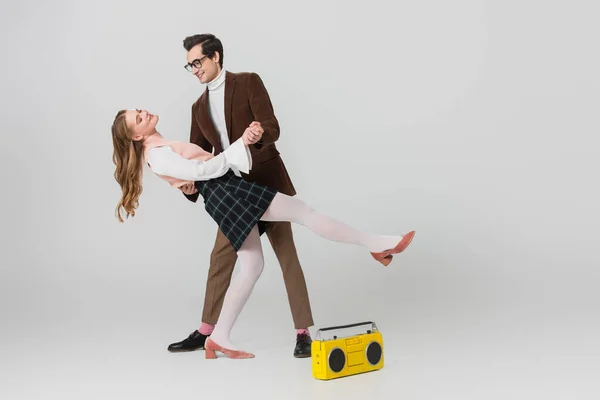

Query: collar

[207,68,226,91]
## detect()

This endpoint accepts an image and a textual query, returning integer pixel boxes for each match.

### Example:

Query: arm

[148,138,251,182]
[247,72,280,148]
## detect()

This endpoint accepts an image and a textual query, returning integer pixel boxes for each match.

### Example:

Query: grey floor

[4,285,598,400]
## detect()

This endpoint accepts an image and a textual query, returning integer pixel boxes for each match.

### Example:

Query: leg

[201,228,238,326]
[265,222,314,358]
[266,222,314,330]
[261,193,414,256]
[207,225,264,355]
[167,228,237,352]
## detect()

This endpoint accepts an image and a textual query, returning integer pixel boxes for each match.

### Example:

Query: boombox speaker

[311,321,384,380]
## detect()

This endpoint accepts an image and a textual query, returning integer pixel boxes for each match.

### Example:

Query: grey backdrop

[1,0,599,399]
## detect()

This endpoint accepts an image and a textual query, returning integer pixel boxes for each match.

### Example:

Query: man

[167,33,314,358]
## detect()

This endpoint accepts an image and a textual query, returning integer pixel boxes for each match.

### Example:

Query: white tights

[208,193,404,350]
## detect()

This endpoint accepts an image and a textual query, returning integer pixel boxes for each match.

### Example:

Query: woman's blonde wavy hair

[111,109,145,222]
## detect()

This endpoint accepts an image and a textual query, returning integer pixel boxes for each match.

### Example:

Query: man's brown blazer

[184,71,296,201]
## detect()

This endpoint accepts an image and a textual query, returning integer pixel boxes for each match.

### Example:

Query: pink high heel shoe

[204,338,255,359]
[370,231,415,266]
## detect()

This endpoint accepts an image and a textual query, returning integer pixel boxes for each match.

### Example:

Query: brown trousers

[201,221,314,329]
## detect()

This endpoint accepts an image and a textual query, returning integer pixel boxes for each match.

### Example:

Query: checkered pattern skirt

[194,171,278,251]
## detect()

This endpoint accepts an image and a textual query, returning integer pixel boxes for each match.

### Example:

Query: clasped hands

[242,121,264,146]
[180,121,263,196]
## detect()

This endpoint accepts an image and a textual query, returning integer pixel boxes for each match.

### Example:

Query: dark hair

[183,33,224,68]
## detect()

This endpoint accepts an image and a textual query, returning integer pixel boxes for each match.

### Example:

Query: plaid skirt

[194,171,278,251]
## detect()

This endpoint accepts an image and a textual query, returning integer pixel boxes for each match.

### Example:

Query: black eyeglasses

[184,55,209,72]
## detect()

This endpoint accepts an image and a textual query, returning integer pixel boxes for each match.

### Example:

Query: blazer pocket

[251,145,280,164]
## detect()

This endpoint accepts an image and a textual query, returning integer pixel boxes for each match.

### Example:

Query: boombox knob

[367,330,372,334]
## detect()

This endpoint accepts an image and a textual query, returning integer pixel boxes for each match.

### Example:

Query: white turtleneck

[207,68,229,150]
[206,68,251,177]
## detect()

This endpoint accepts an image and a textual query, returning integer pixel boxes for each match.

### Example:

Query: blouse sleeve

[147,138,251,181]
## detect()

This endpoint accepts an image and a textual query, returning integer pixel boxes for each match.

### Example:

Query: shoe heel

[380,255,393,266]
[371,252,393,266]
[205,348,217,359]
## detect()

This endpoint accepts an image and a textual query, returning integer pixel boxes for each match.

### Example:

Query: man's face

[186,44,221,84]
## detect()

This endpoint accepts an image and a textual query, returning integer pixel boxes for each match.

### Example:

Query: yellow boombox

[311,321,384,380]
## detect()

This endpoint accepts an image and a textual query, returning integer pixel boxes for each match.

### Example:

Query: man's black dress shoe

[293,333,312,358]
[167,330,208,352]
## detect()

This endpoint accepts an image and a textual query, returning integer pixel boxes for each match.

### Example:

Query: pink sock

[198,323,215,336]
[296,329,310,336]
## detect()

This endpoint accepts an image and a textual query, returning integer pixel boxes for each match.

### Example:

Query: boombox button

[348,351,363,366]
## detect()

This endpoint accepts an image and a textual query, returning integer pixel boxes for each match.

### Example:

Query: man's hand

[180,182,197,195]
[242,121,263,145]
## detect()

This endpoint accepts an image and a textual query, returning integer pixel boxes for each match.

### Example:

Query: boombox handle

[314,321,379,341]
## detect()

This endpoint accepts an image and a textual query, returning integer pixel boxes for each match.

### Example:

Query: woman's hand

[180,182,198,195]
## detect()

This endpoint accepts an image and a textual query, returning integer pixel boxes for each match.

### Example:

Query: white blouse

[147,137,252,181]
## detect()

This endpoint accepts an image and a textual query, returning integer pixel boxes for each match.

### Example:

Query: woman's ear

[132,134,143,142]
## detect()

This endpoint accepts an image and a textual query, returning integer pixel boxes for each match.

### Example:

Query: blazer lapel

[197,89,224,154]
[224,71,236,142]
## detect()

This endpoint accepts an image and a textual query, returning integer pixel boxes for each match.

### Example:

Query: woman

[111,108,415,359]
